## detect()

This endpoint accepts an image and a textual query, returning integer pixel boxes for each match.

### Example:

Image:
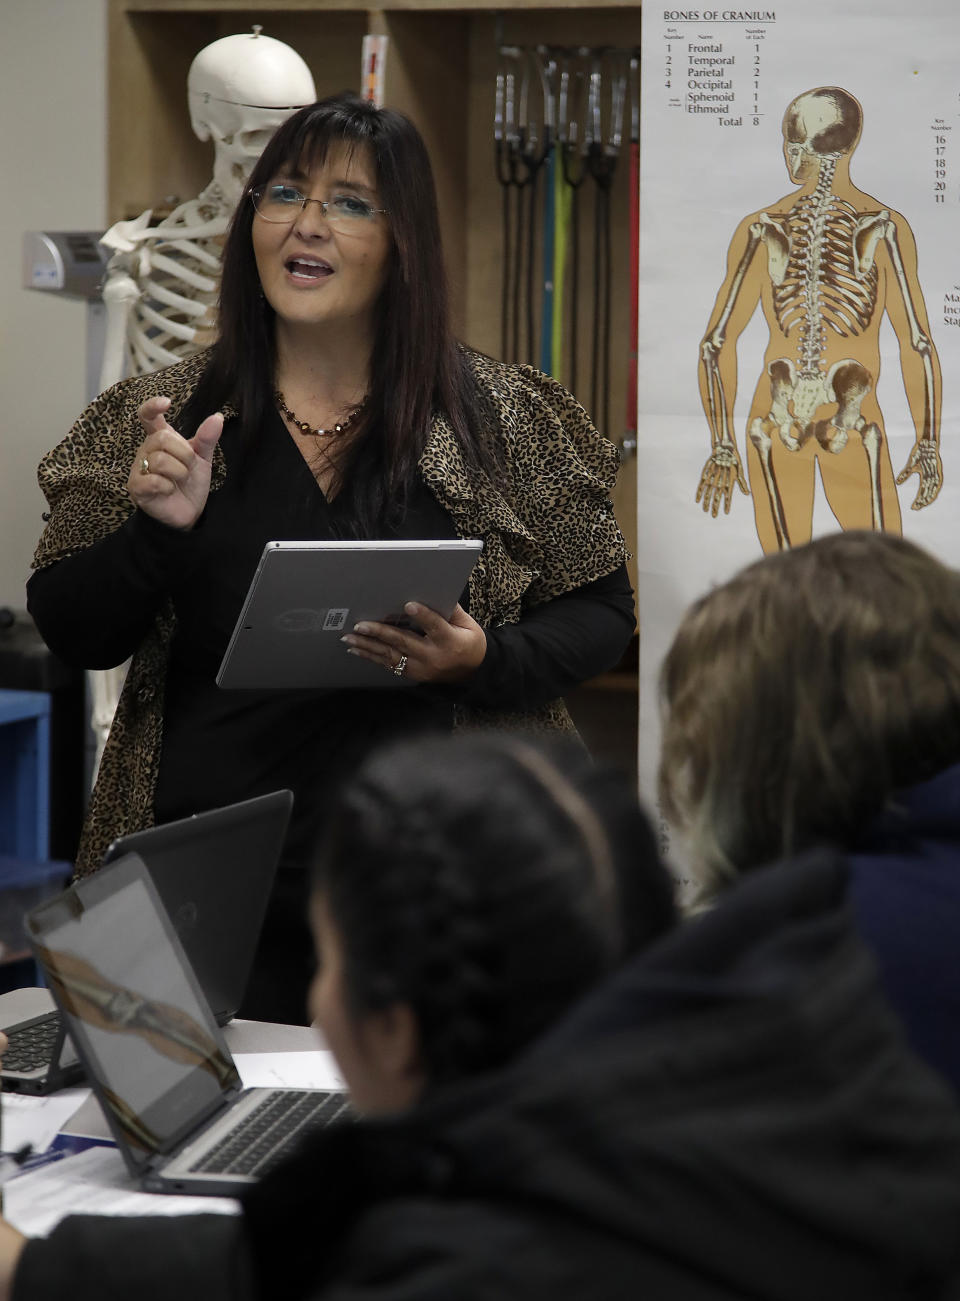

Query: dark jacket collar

[864,759,960,842]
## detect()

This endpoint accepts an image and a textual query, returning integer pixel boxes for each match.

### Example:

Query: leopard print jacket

[32,348,628,877]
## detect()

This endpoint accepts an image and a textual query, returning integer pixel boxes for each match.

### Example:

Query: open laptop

[216,538,483,690]
[1,789,292,1095]
[26,852,349,1196]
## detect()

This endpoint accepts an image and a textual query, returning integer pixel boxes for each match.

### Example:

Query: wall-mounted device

[22,230,110,401]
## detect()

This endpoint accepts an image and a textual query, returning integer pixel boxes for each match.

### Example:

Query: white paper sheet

[3,1145,239,1236]
[1,1088,89,1156]
[233,1049,345,1091]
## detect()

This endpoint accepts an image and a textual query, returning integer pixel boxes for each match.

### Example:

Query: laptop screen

[28,855,241,1169]
[101,789,293,1024]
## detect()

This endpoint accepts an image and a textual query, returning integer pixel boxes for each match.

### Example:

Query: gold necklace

[275,389,367,438]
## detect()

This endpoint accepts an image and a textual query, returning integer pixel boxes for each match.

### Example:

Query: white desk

[1,991,344,1235]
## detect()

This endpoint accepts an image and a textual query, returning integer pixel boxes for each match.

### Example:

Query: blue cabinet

[0,689,51,862]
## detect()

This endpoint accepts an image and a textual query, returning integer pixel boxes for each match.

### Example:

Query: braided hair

[313,734,675,1088]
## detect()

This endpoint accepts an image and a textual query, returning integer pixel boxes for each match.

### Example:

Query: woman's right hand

[127,396,224,531]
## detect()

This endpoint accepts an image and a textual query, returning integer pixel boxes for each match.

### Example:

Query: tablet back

[216,538,483,691]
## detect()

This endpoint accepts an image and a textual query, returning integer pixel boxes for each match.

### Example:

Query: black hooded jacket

[16,850,960,1301]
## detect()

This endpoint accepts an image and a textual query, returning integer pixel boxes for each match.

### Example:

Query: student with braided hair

[3,732,960,1299]
[305,732,673,1107]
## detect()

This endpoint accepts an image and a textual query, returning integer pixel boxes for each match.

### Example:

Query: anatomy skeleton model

[696,87,942,552]
[89,30,315,774]
[98,29,315,388]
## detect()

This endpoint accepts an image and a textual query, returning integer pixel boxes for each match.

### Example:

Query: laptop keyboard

[3,1015,60,1073]
[189,1088,350,1178]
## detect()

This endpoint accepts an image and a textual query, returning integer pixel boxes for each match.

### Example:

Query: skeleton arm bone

[98,260,142,392]
[878,214,942,509]
[698,345,750,516]
[700,218,764,444]
[697,218,769,515]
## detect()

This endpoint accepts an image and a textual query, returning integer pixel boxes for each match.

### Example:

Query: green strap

[551,158,572,384]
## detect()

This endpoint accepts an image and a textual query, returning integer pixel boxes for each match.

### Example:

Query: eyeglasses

[250,184,388,228]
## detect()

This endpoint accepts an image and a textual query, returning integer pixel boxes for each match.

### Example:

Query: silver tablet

[216,538,484,690]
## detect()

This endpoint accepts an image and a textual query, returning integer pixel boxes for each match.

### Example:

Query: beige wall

[0,0,107,610]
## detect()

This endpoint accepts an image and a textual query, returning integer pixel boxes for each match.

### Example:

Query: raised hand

[127,396,224,530]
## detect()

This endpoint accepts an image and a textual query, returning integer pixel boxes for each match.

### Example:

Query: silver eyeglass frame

[250,185,389,225]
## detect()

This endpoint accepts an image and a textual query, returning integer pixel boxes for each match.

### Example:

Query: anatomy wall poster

[636,1,960,851]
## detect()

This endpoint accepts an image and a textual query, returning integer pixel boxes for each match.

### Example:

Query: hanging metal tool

[495,46,524,362]
[536,47,559,375]
[585,49,626,439]
[550,52,574,385]
[516,48,551,365]
[557,49,589,396]
[623,50,641,459]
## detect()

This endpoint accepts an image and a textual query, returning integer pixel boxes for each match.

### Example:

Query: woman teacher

[27,95,634,1023]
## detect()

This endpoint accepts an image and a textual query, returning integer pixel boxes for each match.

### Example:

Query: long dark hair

[183,93,498,533]
[313,734,676,1087]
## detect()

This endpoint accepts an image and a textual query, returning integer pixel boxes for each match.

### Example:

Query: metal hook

[585,48,627,184]
[535,44,558,138]
[495,45,523,184]
[558,49,589,187]
[606,49,628,155]
[586,49,604,152]
[629,48,641,145]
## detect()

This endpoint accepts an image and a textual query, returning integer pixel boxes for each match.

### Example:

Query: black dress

[154,414,462,1022]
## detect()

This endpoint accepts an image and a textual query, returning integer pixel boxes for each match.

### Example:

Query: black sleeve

[13,1213,251,1301]
[457,563,635,712]
[26,512,196,669]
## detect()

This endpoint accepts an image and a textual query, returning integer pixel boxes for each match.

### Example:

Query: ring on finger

[140,456,150,476]
[392,653,408,678]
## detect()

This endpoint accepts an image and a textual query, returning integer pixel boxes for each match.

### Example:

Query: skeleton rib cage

[771,184,879,374]
[121,229,223,377]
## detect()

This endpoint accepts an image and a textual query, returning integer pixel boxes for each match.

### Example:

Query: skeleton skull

[782,87,862,183]
[188,29,316,208]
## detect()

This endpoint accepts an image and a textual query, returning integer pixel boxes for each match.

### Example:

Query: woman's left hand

[342,602,486,684]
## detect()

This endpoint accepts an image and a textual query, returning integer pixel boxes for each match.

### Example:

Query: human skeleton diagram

[89,31,315,773]
[696,86,942,552]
